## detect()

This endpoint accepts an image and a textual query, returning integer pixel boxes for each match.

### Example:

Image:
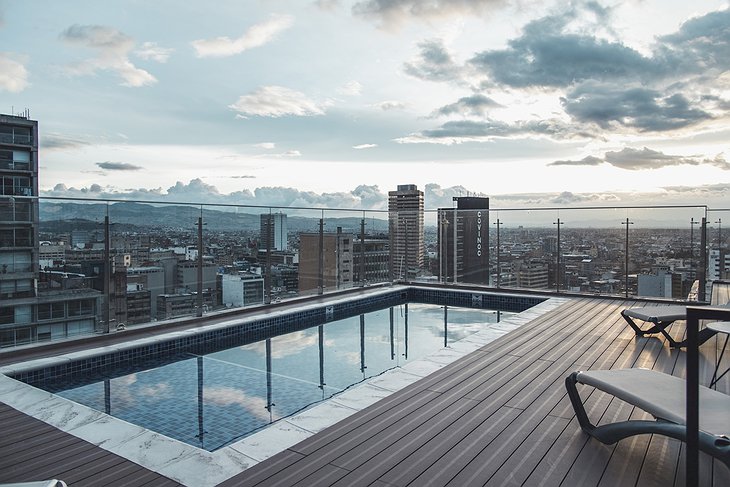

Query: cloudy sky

[2,0,729,211]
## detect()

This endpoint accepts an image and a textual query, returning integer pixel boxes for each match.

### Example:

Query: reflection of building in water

[437,196,489,285]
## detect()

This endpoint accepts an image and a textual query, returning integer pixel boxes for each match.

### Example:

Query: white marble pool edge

[0,297,569,487]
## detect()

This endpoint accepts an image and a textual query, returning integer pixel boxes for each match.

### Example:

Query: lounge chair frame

[621,307,717,348]
[565,370,730,469]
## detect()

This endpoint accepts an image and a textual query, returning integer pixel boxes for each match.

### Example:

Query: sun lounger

[621,304,722,348]
[565,368,730,468]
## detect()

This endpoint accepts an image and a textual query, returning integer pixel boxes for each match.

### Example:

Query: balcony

[0,133,33,146]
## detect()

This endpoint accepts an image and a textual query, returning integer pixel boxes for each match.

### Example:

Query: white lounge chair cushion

[623,306,688,322]
[577,368,730,438]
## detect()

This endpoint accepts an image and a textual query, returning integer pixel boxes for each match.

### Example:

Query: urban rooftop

[1,109,730,486]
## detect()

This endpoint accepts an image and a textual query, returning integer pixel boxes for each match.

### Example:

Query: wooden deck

[1,293,729,486]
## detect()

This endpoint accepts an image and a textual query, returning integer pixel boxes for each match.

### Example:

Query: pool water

[41,303,508,451]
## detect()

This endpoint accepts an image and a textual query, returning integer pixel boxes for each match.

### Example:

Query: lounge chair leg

[565,372,597,435]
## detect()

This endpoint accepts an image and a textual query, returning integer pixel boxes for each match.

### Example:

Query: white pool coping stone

[0,296,569,487]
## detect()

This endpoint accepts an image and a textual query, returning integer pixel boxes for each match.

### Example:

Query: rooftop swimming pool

[1,287,566,486]
[26,303,510,451]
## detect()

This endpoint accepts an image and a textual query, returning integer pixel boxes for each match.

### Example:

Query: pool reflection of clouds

[203,386,275,422]
[46,303,511,451]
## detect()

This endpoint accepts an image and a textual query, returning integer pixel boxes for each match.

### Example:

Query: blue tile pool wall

[408,287,545,313]
[12,288,540,387]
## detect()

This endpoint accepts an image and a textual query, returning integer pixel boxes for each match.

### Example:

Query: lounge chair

[565,368,730,468]
[621,303,729,348]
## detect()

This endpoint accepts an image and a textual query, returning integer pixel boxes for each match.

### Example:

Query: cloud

[353,0,505,30]
[255,142,276,149]
[549,191,620,205]
[314,0,340,10]
[469,11,658,89]
[397,118,591,144]
[134,42,173,62]
[40,179,730,211]
[230,175,256,179]
[96,161,143,171]
[60,24,156,87]
[43,178,392,209]
[0,53,29,93]
[373,100,406,111]
[191,15,293,58]
[550,147,730,171]
[396,6,730,144]
[353,143,377,149]
[658,8,730,78]
[424,183,487,208]
[41,133,91,150]
[561,83,713,131]
[404,39,463,83]
[256,150,302,158]
[431,94,502,117]
[229,86,325,118]
[337,80,363,96]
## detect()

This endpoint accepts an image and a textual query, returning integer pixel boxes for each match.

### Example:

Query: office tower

[1,113,100,347]
[437,196,490,284]
[298,228,354,293]
[388,184,424,280]
[260,212,288,251]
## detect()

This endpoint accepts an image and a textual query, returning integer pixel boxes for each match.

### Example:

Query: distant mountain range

[39,201,390,234]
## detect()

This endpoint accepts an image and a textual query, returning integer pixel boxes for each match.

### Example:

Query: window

[38,303,51,320]
[69,300,94,317]
[0,307,13,325]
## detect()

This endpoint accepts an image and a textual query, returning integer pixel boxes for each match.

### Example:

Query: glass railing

[0,194,726,349]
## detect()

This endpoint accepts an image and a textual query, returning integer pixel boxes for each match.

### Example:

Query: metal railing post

[700,217,707,302]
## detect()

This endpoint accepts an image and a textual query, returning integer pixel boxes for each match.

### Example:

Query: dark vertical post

[360,217,366,286]
[494,219,502,287]
[443,305,448,348]
[439,210,446,282]
[104,378,111,415]
[318,217,324,295]
[197,213,203,317]
[404,303,409,360]
[452,208,458,284]
[265,210,272,304]
[690,217,698,281]
[103,212,110,333]
[717,218,723,250]
[197,356,205,448]
[318,325,325,393]
[700,217,707,302]
[359,314,366,375]
[403,220,409,282]
[685,307,700,487]
[553,218,563,292]
[622,218,633,298]
[265,338,273,421]
[389,307,394,360]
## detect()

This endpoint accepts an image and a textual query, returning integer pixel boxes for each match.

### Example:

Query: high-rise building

[260,212,288,251]
[388,184,424,280]
[298,229,354,293]
[1,113,100,347]
[437,196,489,284]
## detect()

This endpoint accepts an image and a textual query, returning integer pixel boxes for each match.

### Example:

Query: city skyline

[2,0,729,210]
